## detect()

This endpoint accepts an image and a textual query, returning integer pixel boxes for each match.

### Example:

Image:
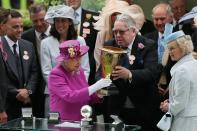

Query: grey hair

[152,2,173,17]
[28,3,46,14]
[115,13,137,31]
[176,35,194,54]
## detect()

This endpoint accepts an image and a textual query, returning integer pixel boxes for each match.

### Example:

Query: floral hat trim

[62,44,81,59]
[56,40,89,62]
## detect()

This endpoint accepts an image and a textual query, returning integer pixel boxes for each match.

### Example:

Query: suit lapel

[153,31,159,43]
[131,36,139,56]
[130,35,146,66]
[31,28,37,45]
[18,40,28,84]
[1,37,19,80]
[155,32,159,49]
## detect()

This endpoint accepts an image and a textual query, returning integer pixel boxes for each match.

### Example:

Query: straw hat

[122,4,145,31]
[94,0,129,31]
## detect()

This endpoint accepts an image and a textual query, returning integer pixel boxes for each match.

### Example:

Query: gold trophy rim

[99,46,127,54]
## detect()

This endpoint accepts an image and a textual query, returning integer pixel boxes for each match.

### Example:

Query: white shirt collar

[158,32,164,39]
[35,25,51,40]
[172,19,177,27]
[5,35,19,47]
[128,36,135,50]
[5,35,19,53]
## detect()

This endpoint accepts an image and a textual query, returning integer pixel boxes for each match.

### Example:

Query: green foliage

[0,0,104,28]
[35,0,64,8]
[19,10,32,28]
[82,0,105,12]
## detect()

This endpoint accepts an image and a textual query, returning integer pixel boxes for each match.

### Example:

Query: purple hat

[56,40,89,62]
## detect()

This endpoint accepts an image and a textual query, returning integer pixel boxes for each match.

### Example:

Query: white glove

[88,78,112,96]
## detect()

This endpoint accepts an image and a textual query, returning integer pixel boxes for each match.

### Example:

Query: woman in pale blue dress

[40,5,90,117]
[160,31,197,131]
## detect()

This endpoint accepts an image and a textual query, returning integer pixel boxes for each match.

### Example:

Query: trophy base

[81,118,93,127]
[98,83,119,96]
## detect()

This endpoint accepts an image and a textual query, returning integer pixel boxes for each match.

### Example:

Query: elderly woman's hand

[88,78,112,96]
[192,52,197,59]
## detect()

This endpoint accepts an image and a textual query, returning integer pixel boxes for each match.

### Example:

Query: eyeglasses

[113,29,130,35]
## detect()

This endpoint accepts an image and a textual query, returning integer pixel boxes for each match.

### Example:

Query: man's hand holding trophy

[98,46,127,96]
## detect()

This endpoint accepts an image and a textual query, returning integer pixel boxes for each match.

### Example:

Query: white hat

[179,6,197,24]
[45,5,75,24]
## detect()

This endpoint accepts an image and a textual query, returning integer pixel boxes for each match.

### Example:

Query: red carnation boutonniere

[138,43,145,50]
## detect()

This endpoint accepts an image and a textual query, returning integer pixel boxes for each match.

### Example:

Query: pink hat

[56,40,89,62]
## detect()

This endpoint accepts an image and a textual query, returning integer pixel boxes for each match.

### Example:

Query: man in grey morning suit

[1,9,39,120]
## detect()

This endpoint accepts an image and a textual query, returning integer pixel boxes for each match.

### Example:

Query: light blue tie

[74,12,79,25]
[74,11,78,19]
[158,36,164,63]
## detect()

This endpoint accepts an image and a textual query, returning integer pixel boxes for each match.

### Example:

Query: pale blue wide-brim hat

[45,5,75,24]
[165,30,185,44]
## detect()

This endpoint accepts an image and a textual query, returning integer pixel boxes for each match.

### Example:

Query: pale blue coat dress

[169,54,197,131]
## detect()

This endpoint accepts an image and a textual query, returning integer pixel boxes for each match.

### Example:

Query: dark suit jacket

[106,35,160,124]
[145,31,176,100]
[80,9,98,56]
[21,28,36,47]
[1,36,39,120]
[142,31,164,82]
[140,19,156,35]
[174,23,193,36]
[192,28,197,52]
[21,28,45,117]
[22,28,45,93]
[144,31,158,43]
[79,9,99,85]
[0,44,8,113]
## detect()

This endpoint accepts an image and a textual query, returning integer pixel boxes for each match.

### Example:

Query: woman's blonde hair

[176,35,194,54]
[162,35,194,66]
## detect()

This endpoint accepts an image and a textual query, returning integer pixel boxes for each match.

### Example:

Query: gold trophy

[99,46,126,96]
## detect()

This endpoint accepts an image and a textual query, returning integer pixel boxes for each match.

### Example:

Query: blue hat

[165,31,185,44]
